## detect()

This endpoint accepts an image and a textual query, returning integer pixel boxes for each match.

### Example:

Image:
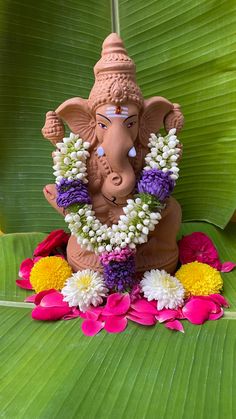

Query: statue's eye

[126,121,136,129]
[98,122,107,130]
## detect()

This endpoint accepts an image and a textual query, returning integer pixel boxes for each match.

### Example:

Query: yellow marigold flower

[175,261,223,297]
[30,256,73,293]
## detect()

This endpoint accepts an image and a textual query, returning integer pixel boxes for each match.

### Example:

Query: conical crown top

[94,33,136,79]
[88,33,143,111]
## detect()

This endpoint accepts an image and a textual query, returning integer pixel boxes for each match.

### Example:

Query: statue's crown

[88,33,143,111]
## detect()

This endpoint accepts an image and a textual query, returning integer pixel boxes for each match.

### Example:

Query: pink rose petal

[85,307,103,321]
[156,308,182,323]
[131,298,159,315]
[32,305,71,321]
[182,297,219,324]
[25,294,37,303]
[104,316,128,333]
[127,312,156,326]
[165,320,184,333]
[40,291,69,308]
[209,294,229,308]
[19,258,34,279]
[221,262,236,273]
[63,308,83,320]
[33,289,58,305]
[81,319,104,336]
[16,279,33,290]
[103,293,131,316]
[208,308,224,321]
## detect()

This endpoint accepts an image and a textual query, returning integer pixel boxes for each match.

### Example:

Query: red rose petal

[178,232,219,266]
[33,229,70,257]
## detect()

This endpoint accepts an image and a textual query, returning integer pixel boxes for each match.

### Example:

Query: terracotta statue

[42,33,184,275]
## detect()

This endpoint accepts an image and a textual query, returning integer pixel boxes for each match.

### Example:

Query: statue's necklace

[52,129,180,257]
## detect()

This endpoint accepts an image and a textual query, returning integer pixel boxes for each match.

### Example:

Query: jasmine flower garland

[53,130,180,291]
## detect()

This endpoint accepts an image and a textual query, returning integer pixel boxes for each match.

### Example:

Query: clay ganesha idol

[42,33,184,276]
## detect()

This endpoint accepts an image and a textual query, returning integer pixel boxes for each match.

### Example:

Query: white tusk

[128,146,136,157]
[97,146,105,157]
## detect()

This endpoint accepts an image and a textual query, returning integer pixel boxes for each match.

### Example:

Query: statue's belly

[66,197,181,276]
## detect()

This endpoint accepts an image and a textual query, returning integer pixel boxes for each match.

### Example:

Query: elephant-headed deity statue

[42,33,184,280]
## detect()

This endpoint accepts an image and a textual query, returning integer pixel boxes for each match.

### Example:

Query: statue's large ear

[139,97,184,146]
[56,97,96,147]
[139,97,173,146]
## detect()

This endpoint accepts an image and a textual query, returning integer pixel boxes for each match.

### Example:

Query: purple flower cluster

[56,178,91,208]
[101,254,137,292]
[137,169,175,201]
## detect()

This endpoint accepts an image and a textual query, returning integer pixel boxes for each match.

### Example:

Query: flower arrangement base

[67,197,181,275]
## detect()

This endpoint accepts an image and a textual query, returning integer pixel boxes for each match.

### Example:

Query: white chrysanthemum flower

[140,269,185,310]
[62,269,108,312]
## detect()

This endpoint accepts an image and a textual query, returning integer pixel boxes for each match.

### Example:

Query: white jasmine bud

[82,226,89,233]
[142,226,149,235]
[70,151,77,159]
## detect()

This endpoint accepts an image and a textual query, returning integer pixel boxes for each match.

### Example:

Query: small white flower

[140,269,185,310]
[62,269,108,312]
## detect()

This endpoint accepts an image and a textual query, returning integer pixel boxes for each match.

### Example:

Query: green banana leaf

[119,0,236,227]
[1,0,236,233]
[1,222,236,418]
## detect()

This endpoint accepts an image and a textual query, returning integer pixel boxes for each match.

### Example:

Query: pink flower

[178,232,235,272]
[100,247,136,265]
[16,256,42,290]
[81,293,131,336]
[33,229,70,257]
[81,294,159,336]
[156,307,184,332]
[31,289,80,321]
[182,294,229,325]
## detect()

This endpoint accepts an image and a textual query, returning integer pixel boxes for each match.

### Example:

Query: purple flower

[137,169,175,201]
[101,255,137,292]
[56,179,91,208]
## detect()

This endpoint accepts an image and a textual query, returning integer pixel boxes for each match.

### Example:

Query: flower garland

[52,130,180,291]
[16,229,234,335]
